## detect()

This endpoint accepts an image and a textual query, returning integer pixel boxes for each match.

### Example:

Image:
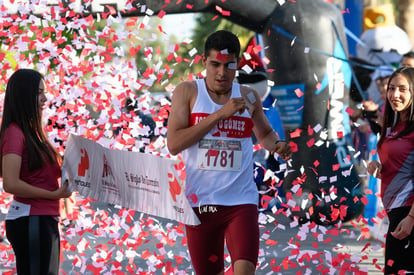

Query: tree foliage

[137,12,255,93]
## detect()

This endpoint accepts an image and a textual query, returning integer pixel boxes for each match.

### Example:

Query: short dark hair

[204,30,240,58]
[402,51,414,59]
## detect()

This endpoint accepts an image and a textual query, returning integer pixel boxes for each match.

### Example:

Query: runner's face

[203,49,238,94]
[387,74,412,120]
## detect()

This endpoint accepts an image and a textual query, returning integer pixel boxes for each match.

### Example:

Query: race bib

[197,139,242,171]
[6,200,31,220]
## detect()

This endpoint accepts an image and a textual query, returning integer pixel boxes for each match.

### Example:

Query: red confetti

[158,10,166,18]
[387,259,394,267]
[215,51,228,62]
[290,129,302,138]
[345,107,354,116]
[316,82,322,90]
[294,88,304,98]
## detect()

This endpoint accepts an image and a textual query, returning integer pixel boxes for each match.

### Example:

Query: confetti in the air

[0,1,385,274]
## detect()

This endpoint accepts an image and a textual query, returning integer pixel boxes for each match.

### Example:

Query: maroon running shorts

[185,204,259,275]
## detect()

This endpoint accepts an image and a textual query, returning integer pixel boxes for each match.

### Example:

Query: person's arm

[2,153,72,199]
[368,159,414,239]
[390,204,414,240]
[367,160,382,178]
[167,81,248,155]
[362,100,383,133]
[242,86,291,160]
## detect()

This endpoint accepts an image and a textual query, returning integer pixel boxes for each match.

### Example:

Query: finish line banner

[62,134,200,225]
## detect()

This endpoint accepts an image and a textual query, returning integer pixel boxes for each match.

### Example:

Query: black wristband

[275,140,285,146]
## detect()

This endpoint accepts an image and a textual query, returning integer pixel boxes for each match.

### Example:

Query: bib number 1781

[197,139,242,171]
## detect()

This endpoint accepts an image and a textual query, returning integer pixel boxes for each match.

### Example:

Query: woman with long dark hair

[368,66,414,274]
[0,69,72,274]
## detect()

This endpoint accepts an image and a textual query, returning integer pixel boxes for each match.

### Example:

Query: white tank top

[182,79,258,207]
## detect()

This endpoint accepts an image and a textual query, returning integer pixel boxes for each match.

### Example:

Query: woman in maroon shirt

[368,66,414,274]
[0,69,72,275]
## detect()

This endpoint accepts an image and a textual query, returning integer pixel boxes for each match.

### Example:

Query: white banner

[62,134,200,225]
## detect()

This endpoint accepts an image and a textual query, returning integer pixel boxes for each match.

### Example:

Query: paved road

[1,200,385,274]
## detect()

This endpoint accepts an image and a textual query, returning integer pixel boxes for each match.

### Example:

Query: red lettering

[78,148,89,177]
[191,113,252,138]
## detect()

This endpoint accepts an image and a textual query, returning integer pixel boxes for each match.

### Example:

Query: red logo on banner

[78,148,89,177]
[168,172,181,202]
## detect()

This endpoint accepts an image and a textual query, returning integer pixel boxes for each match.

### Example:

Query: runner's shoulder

[173,81,198,99]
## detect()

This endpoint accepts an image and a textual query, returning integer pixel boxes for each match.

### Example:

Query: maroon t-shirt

[379,121,414,211]
[2,123,61,216]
